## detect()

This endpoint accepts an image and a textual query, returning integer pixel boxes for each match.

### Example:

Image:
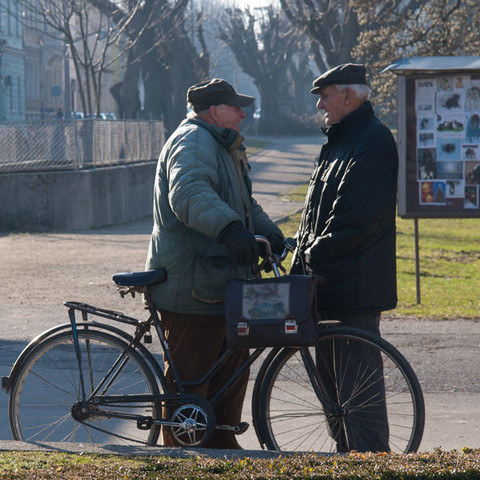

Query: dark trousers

[159,310,250,448]
[316,312,390,452]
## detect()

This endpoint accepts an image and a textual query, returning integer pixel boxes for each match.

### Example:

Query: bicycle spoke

[9,327,161,445]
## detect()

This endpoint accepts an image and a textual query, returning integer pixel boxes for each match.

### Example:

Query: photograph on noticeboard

[445,180,464,198]
[415,75,480,210]
[465,185,478,208]
[419,180,446,205]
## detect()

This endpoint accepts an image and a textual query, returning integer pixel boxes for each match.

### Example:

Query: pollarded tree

[279,0,360,72]
[91,0,209,132]
[279,0,424,75]
[218,6,302,134]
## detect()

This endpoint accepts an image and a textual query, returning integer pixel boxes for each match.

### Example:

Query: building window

[0,0,6,34]
[6,0,11,34]
[9,77,13,113]
[17,76,22,113]
[15,2,21,36]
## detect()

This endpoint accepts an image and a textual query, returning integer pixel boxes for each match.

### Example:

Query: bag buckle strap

[285,317,298,334]
[237,321,249,336]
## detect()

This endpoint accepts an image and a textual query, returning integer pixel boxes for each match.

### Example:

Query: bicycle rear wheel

[8,327,162,445]
[254,326,424,454]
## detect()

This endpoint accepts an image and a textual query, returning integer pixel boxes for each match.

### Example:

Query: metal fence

[0,120,165,173]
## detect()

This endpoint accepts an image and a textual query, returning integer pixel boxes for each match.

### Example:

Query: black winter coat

[291,101,398,313]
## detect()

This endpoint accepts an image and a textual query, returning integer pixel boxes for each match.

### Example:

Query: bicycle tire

[254,326,425,454]
[8,326,162,445]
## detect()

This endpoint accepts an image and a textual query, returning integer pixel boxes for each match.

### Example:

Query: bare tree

[91,0,209,133]
[279,0,424,72]
[279,0,360,71]
[11,0,147,117]
[288,40,316,115]
[218,6,302,134]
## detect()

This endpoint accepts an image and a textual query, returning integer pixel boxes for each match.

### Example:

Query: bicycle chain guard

[164,394,217,447]
[168,403,210,446]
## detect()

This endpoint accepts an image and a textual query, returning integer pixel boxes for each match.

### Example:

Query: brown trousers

[159,310,250,448]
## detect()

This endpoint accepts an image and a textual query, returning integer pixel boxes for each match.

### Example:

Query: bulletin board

[385,56,480,218]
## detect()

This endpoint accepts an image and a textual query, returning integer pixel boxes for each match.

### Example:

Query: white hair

[336,84,371,101]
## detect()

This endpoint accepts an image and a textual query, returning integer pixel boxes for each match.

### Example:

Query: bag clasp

[237,321,250,336]
[285,317,298,334]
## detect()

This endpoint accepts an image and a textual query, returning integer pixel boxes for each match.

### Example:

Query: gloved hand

[304,246,321,274]
[218,221,259,267]
[266,234,285,256]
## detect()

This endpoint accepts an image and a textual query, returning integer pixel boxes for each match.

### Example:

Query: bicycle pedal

[235,422,249,435]
[216,421,249,435]
[137,417,153,430]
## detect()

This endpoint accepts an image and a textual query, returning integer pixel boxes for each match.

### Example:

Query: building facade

[0,0,25,121]
[23,11,64,121]
[0,0,67,122]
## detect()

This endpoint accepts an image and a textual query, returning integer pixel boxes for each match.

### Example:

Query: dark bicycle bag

[225,274,319,349]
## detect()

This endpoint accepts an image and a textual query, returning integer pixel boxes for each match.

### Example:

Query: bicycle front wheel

[255,326,424,454]
[9,327,162,445]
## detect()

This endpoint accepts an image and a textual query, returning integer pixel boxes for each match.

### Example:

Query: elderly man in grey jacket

[146,78,283,448]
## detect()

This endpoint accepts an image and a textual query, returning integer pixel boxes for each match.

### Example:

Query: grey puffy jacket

[146,117,282,315]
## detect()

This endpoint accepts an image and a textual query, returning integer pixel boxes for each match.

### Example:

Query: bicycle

[2,237,425,453]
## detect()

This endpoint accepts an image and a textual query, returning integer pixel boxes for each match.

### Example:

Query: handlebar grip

[284,237,297,252]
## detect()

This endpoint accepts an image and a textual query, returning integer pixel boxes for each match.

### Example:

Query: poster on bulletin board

[385,56,480,218]
[416,75,480,210]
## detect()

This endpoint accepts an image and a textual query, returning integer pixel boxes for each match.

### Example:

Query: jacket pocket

[315,256,356,312]
[356,229,397,310]
[192,253,236,304]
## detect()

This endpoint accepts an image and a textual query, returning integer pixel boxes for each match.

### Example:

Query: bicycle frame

[63,294,271,427]
[60,236,315,428]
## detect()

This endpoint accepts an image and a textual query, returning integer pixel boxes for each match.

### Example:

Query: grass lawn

[245,138,270,155]
[2,448,480,479]
[395,216,480,319]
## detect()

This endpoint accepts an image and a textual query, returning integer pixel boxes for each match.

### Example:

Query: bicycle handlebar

[254,235,296,277]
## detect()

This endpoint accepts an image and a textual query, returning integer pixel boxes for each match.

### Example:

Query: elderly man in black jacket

[292,63,399,452]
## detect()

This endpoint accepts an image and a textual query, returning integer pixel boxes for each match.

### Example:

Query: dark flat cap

[187,78,254,111]
[311,64,367,94]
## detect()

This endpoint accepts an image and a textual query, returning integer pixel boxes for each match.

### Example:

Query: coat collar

[186,117,245,153]
[321,100,374,138]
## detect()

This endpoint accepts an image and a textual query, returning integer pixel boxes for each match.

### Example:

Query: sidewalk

[247,135,319,221]
[2,136,480,455]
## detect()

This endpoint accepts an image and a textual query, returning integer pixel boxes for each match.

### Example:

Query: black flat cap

[187,78,254,111]
[311,63,367,94]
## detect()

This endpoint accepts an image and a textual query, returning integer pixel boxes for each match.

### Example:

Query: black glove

[304,246,321,274]
[266,234,285,256]
[218,221,259,267]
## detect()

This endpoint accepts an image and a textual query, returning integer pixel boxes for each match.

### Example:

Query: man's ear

[208,105,219,123]
[345,87,362,108]
[344,87,354,104]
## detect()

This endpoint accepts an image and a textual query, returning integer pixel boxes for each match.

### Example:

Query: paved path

[247,135,318,221]
[1,136,480,455]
